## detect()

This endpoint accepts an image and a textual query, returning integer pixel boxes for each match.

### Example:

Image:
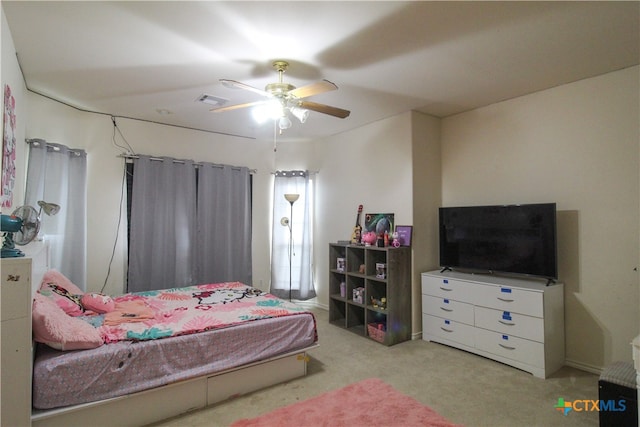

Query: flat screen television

[439,203,557,280]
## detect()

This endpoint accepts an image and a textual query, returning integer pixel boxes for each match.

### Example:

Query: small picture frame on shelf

[352,287,365,304]
[336,258,346,272]
[376,262,386,279]
[395,225,413,247]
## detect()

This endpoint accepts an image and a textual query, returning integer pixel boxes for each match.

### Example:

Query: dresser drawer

[475,306,544,342]
[1,259,31,321]
[474,285,543,317]
[423,314,475,347]
[421,274,476,304]
[475,328,545,368]
[422,294,474,325]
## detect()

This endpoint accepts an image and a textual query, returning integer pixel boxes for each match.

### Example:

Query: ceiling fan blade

[219,79,270,97]
[211,100,268,113]
[289,80,338,99]
[298,101,350,119]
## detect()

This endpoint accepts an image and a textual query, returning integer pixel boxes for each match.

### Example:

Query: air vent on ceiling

[197,94,228,107]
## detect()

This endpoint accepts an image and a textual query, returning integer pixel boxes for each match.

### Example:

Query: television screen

[439,203,557,280]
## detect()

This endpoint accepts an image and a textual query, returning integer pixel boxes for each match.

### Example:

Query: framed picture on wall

[395,225,413,247]
[364,213,394,235]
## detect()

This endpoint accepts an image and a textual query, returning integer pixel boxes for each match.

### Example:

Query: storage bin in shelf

[367,323,386,343]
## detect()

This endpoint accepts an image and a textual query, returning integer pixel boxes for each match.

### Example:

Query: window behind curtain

[126,156,252,292]
[25,140,87,290]
[270,170,315,300]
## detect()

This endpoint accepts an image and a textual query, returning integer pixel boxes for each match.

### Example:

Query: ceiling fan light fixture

[216,60,350,128]
[279,115,292,130]
[290,107,309,123]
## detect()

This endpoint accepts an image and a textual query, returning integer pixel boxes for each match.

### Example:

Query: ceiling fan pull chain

[273,120,278,152]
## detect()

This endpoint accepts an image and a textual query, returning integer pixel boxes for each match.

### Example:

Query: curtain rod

[26,138,85,155]
[271,170,319,175]
[117,153,257,174]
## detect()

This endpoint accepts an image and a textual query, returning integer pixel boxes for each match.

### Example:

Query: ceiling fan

[212,61,350,130]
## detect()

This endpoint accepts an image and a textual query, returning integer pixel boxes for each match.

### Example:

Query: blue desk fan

[1,201,58,258]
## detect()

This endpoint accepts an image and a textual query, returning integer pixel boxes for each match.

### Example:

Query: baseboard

[564,358,603,376]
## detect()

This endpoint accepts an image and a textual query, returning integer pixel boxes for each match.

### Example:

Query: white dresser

[1,243,48,427]
[422,270,565,378]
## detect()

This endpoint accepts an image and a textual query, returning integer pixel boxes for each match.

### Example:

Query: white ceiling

[3,1,639,142]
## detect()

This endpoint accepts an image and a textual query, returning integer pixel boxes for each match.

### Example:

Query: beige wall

[313,112,416,308]
[410,111,442,331]
[440,66,639,369]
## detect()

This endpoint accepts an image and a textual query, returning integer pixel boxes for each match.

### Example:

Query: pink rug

[231,378,459,427]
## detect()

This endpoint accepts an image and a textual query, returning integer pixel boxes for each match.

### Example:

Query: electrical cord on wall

[111,116,136,155]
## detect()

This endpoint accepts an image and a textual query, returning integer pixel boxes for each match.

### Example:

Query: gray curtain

[25,140,87,290]
[128,156,197,292]
[196,163,252,285]
[127,156,251,292]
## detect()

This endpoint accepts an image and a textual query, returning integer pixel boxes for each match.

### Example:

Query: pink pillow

[81,293,115,314]
[38,269,85,316]
[32,293,103,351]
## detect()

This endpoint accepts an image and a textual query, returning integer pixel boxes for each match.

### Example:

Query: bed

[29,269,318,427]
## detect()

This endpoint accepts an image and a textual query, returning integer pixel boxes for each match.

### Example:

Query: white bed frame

[32,343,317,427]
[25,243,317,427]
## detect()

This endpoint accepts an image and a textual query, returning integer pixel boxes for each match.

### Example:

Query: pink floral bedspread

[97,282,313,343]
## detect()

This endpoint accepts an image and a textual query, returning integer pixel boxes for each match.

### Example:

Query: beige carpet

[149,307,599,427]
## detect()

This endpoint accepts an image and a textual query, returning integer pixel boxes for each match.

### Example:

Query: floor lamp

[284,193,299,301]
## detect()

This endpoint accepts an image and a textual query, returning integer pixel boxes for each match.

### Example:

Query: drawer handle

[499,343,516,350]
[498,320,515,326]
[6,274,21,282]
[439,287,453,292]
[440,327,454,333]
[497,297,514,302]
[440,307,453,312]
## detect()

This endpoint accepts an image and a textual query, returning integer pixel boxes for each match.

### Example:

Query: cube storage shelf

[329,243,411,346]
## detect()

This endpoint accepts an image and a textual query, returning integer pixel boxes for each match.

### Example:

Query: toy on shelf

[391,231,401,248]
[361,231,377,246]
[370,296,387,310]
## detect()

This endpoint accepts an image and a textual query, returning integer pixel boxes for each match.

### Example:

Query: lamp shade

[284,193,299,203]
[290,107,309,123]
[37,200,60,216]
[278,116,292,130]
